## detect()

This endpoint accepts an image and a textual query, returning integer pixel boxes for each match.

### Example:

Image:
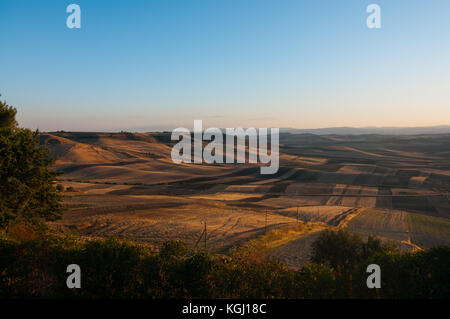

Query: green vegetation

[0,95,17,131]
[407,212,450,248]
[311,229,398,274]
[0,95,63,227]
[0,227,448,299]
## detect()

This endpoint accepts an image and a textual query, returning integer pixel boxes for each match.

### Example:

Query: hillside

[41,132,450,259]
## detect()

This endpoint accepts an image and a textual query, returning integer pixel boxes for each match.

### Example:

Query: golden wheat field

[41,131,450,266]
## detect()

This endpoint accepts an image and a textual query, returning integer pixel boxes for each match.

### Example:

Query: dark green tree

[311,229,363,273]
[311,229,399,274]
[0,94,63,227]
[0,95,17,131]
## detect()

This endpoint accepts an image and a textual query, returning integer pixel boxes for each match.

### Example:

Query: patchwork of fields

[41,132,450,265]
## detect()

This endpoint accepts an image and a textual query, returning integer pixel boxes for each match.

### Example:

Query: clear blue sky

[1,0,450,131]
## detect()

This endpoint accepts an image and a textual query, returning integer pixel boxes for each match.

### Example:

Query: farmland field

[407,213,450,248]
[39,132,450,261]
[346,208,409,242]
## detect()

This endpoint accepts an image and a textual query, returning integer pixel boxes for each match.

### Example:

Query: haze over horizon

[1,0,450,131]
[40,124,450,136]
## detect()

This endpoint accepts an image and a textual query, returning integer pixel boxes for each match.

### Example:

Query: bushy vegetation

[0,227,449,299]
[311,229,398,273]
[0,95,62,228]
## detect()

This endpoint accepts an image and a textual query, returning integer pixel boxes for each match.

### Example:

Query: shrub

[0,231,449,299]
[311,229,363,273]
[311,229,398,274]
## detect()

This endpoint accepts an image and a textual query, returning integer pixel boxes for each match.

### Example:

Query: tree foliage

[0,95,17,132]
[311,229,398,274]
[0,233,449,299]
[0,94,62,227]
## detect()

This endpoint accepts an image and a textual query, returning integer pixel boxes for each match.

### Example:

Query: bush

[0,95,63,227]
[311,229,363,273]
[0,231,449,299]
[311,229,398,274]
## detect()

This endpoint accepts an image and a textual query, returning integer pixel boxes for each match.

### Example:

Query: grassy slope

[407,212,450,248]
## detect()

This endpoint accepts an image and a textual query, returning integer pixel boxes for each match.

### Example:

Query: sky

[1,0,450,132]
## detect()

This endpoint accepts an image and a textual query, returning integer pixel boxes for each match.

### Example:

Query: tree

[311,229,363,273]
[0,94,63,227]
[0,95,17,132]
[311,229,399,275]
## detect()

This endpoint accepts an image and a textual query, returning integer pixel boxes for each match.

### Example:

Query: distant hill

[280,126,450,135]
[99,125,450,136]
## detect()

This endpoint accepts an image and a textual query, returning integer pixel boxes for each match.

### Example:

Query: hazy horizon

[1,0,450,131]
[40,124,450,135]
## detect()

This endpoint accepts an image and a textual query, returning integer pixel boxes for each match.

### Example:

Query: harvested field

[53,194,298,250]
[340,186,372,207]
[42,131,450,255]
[392,196,437,215]
[337,165,376,174]
[285,182,334,195]
[277,205,352,225]
[353,173,386,187]
[407,213,450,249]
[187,193,265,201]
[346,208,409,243]
[376,188,392,208]
[266,231,325,269]
[317,172,359,185]
[224,184,271,193]
[256,195,328,208]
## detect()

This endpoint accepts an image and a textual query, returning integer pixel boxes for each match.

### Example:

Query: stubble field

[41,131,450,266]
